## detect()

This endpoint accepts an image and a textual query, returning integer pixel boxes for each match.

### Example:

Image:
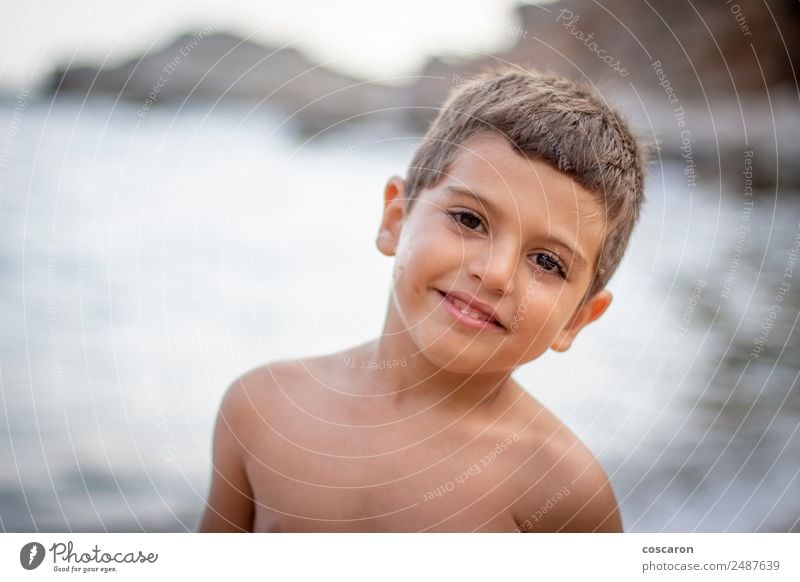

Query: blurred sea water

[0,96,797,532]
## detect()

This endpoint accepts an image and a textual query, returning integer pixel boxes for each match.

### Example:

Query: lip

[435,289,505,331]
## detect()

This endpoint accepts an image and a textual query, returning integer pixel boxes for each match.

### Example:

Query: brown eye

[450,211,484,231]
[532,253,566,278]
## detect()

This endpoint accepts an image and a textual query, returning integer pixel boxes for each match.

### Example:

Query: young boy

[199,66,650,533]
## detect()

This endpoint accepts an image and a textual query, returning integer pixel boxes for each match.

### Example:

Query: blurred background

[0,0,798,532]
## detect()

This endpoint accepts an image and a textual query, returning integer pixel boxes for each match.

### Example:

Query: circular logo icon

[20,542,46,570]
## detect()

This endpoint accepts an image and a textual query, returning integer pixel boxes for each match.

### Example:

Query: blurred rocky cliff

[49,0,799,188]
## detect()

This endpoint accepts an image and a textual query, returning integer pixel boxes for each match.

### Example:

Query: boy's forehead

[432,132,606,234]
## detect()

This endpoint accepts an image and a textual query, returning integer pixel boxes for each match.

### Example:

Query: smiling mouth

[435,289,505,330]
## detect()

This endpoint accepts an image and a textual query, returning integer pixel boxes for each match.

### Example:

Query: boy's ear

[376,176,407,257]
[550,289,613,352]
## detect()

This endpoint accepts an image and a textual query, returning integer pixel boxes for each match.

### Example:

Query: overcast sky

[0,0,562,89]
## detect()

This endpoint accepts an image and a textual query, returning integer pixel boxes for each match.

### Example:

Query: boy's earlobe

[376,176,407,257]
[550,290,613,352]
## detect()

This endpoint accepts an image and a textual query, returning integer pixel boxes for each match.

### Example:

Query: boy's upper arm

[512,433,623,533]
[556,459,623,532]
[198,374,259,532]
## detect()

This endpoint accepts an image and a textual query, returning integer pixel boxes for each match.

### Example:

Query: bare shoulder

[506,385,622,533]
[198,358,314,532]
[219,358,313,427]
[220,354,341,437]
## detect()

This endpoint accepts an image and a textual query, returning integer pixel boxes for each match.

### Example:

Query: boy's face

[377,132,613,373]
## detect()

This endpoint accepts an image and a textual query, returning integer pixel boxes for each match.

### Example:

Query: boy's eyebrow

[444,185,500,216]
[443,185,587,269]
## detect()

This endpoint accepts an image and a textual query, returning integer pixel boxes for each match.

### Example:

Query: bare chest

[244,414,524,532]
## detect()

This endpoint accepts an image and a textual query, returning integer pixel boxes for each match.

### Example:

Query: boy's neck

[348,331,514,416]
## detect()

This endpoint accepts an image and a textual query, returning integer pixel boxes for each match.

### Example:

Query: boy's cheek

[391,247,414,283]
[509,314,566,355]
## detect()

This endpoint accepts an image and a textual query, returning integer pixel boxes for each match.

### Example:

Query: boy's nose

[467,238,518,296]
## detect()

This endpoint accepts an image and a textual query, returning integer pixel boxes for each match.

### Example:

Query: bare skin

[198,343,622,532]
[199,132,623,532]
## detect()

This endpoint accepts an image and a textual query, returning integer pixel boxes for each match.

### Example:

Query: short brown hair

[405,66,652,299]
